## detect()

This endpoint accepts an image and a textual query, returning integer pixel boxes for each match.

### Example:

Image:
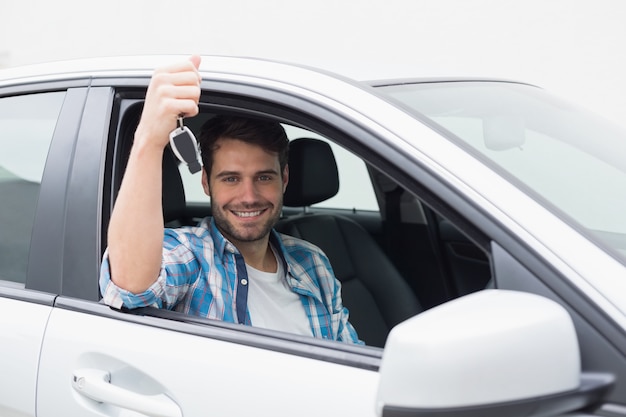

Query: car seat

[162,147,190,227]
[276,138,423,347]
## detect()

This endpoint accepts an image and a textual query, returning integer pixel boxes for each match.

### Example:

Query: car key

[169,116,203,174]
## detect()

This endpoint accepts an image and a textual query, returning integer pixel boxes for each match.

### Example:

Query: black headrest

[162,147,186,223]
[283,138,339,207]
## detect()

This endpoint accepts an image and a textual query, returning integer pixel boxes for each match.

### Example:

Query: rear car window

[0,91,65,286]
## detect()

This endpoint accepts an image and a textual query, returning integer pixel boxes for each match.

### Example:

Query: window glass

[379,82,626,262]
[0,92,65,285]
[181,123,379,212]
[283,125,378,211]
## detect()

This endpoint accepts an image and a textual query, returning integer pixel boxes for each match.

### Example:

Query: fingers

[135,56,202,149]
[189,54,202,69]
[153,58,201,82]
[152,59,201,97]
[155,85,200,119]
[150,70,201,117]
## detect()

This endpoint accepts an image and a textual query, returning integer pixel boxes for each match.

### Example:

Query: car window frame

[26,85,111,299]
[106,84,490,337]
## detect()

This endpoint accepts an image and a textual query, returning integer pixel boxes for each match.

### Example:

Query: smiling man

[99,56,360,344]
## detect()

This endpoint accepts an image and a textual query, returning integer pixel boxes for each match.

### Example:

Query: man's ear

[282,164,289,193]
[201,169,210,196]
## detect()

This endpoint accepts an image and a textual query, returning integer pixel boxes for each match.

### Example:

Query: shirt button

[241,279,248,286]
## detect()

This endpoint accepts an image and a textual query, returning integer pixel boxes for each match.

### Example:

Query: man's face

[202,138,288,246]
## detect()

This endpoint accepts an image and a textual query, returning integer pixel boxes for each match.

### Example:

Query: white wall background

[2,0,626,128]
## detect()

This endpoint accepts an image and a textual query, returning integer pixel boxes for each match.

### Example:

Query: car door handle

[72,368,182,417]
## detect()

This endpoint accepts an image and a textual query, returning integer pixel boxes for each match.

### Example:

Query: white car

[0,55,624,417]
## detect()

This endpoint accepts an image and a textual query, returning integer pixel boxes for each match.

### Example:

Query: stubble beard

[211,196,282,244]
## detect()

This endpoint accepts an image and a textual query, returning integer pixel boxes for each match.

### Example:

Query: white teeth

[234,210,262,217]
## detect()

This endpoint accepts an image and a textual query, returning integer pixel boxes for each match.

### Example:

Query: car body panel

[0,55,624,416]
[37,305,379,417]
[0,297,51,417]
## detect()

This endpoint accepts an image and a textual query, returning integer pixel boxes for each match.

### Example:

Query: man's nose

[239,178,259,201]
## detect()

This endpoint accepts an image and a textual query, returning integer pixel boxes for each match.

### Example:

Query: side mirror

[376,290,614,417]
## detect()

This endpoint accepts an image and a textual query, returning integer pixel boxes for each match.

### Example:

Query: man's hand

[134,55,202,151]
[107,56,202,294]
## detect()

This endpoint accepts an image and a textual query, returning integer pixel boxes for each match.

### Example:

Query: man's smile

[231,209,266,218]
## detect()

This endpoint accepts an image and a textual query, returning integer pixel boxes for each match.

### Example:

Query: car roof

[0,55,178,82]
[0,54,361,86]
[0,54,525,89]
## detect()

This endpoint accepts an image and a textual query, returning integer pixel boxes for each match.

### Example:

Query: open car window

[106,102,492,348]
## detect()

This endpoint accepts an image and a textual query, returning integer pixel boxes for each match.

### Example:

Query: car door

[31,79,382,417]
[37,299,379,417]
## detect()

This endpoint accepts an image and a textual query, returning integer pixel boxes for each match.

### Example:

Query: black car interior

[275,138,423,347]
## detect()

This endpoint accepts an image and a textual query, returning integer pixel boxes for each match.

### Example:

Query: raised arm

[107,56,202,294]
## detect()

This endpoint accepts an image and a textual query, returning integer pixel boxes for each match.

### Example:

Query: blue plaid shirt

[100,217,361,344]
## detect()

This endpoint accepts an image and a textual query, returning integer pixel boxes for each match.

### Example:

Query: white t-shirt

[246,252,312,337]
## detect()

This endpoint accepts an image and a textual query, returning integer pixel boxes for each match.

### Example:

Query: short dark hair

[198,115,289,177]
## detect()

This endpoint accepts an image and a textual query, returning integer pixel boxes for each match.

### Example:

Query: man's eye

[223,177,238,183]
[258,175,273,181]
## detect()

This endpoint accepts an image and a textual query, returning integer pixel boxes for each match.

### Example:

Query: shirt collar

[206,218,286,264]
[204,217,321,300]
[270,229,322,299]
[207,217,235,256]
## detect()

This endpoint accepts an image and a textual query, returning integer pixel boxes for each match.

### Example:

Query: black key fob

[169,118,202,174]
